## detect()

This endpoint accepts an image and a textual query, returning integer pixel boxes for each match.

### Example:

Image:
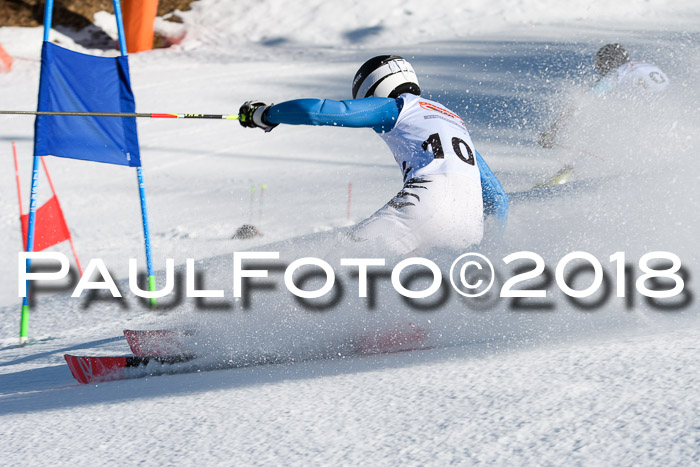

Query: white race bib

[379,94,481,184]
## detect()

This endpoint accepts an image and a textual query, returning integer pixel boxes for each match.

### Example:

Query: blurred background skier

[238,55,508,254]
[537,43,670,187]
[591,43,669,96]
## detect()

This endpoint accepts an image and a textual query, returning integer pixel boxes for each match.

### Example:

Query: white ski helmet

[352,55,421,99]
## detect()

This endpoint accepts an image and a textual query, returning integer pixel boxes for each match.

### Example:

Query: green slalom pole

[149,275,157,306]
[20,305,30,344]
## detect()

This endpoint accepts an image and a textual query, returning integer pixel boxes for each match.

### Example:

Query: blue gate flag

[34,42,141,167]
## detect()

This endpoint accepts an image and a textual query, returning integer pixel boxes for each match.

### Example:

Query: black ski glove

[239,101,277,132]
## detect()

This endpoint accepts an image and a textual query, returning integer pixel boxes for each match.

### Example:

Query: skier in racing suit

[590,43,669,96]
[537,43,670,186]
[238,55,508,254]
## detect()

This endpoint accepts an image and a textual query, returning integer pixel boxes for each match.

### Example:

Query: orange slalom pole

[67,238,83,276]
[40,156,83,276]
[13,142,23,216]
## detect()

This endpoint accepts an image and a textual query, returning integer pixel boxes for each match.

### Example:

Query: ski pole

[0,110,240,120]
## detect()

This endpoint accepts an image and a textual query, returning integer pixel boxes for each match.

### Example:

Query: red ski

[123,324,427,358]
[123,329,196,357]
[65,323,429,384]
[64,354,194,384]
[356,322,428,355]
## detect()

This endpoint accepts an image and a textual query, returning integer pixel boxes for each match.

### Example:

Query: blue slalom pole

[136,167,156,305]
[113,0,157,305]
[21,0,56,344]
[20,156,41,344]
[113,0,128,56]
[43,0,54,42]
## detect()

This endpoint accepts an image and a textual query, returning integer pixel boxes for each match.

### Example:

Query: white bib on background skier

[594,62,669,95]
[592,43,669,96]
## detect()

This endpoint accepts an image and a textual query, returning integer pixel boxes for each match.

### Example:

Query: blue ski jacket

[264,97,509,226]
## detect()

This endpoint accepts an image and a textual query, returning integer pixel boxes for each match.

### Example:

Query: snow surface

[1,0,699,465]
